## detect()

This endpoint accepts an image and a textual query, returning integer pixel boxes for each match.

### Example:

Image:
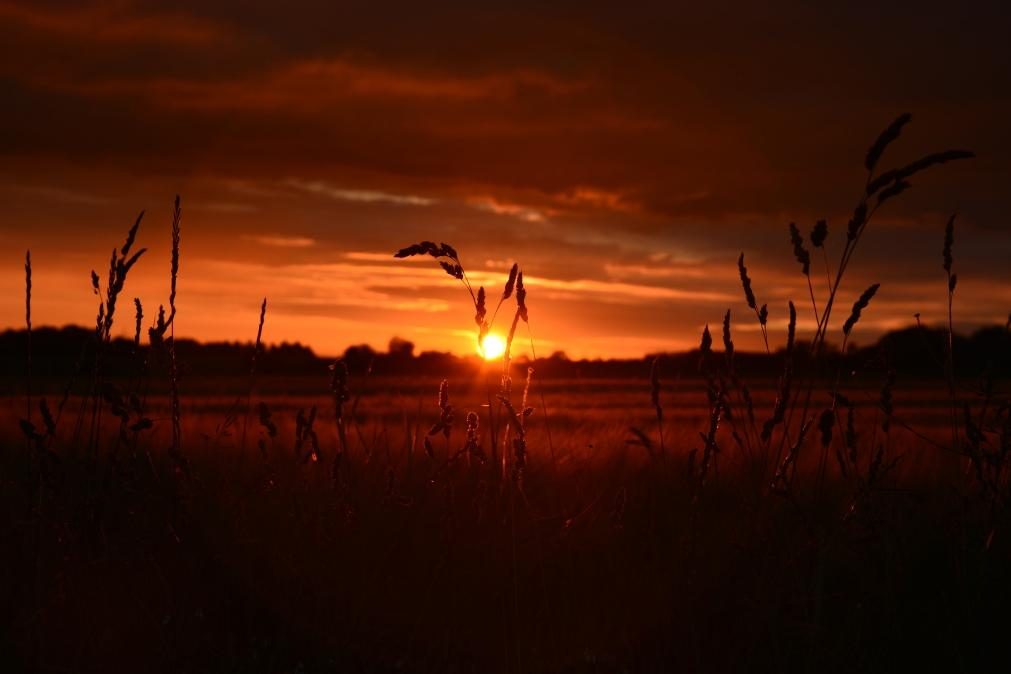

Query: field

[2,373,1008,673]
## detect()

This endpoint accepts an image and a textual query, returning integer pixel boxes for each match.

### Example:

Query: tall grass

[24,250,31,426]
[240,297,268,454]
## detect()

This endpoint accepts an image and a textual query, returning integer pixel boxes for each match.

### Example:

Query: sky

[1,0,1009,358]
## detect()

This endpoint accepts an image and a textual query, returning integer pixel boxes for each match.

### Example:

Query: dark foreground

[2,385,1010,674]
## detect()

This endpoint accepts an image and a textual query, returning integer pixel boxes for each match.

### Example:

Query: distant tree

[343,344,378,374]
[388,337,415,359]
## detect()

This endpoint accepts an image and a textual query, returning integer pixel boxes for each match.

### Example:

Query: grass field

[1,375,1006,672]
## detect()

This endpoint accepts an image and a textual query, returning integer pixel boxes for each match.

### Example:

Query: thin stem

[821,247,833,298]
[240,298,268,455]
[525,322,556,466]
[806,273,821,326]
[945,277,960,455]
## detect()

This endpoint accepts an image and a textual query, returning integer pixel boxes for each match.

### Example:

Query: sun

[478,333,507,360]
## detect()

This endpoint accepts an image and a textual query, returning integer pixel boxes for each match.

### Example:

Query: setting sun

[478,333,507,360]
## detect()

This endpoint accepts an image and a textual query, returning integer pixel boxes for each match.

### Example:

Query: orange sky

[1,1,1009,358]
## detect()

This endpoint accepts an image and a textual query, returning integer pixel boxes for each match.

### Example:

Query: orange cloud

[554,187,640,213]
[286,180,436,207]
[467,196,546,223]
[243,234,316,248]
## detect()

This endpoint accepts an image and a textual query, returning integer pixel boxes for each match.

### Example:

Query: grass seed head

[133,298,143,346]
[503,263,519,300]
[810,219,828,248]
[475,286,488,339]
[516,271,528,322]
[867,149,975,196]
[439,261,464,279]
[789,222,811,275]
[722,309,734,361]
[865,112,912,173]
[737,253,757,310]
[876,179,911,206]
[700,324,712,354]
[843,283,881,336]
[847,203,867,241]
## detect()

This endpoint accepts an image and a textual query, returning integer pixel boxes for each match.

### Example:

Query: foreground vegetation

[3,116,1009,672]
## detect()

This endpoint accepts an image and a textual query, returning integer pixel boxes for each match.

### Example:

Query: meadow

[2,116,1010,673]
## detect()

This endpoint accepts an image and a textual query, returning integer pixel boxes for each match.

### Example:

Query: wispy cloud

[243,234,316,248]
[604,263,711,281]
[286,179,435,207]
[194,201,259,214]
[467,196,545,222]
[228,255,735,307]
[530,276,734,304]
[222,180,288,199]
[554,187,639,213]
[2,183,110,206]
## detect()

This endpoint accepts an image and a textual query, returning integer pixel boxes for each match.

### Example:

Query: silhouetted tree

[388,337,415,359]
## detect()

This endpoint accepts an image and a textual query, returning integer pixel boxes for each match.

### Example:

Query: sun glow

[478,333,507,360]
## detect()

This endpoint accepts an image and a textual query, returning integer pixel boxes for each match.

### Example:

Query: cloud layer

[1,0,1009,357]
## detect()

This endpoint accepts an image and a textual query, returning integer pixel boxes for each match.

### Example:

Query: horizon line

[3,319,1007,363]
